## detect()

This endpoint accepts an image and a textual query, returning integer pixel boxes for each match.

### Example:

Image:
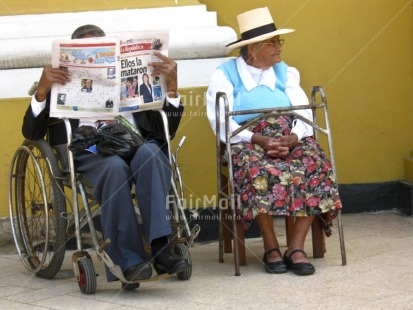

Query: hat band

[241,23,277,40]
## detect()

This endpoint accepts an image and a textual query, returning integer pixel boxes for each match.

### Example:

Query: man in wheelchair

[21,25,189,285]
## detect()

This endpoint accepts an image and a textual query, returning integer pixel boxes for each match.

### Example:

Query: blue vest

[219,59,291,124]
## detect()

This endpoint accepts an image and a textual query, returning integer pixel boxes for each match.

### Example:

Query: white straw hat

[226,7,295,49]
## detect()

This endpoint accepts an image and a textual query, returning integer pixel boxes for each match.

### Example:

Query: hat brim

[226,28,295,49]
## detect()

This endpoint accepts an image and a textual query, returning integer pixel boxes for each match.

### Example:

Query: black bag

[69,122,145,162]
[96,122,144,161]
[68,126,99,153]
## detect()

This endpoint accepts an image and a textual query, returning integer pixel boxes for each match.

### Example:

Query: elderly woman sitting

[206,7,342,276]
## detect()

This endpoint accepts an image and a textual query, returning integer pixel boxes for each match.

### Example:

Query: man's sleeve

[163,96,184,139]
[22,93,50,140]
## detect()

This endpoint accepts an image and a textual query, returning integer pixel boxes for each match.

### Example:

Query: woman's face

[249,36,284,70]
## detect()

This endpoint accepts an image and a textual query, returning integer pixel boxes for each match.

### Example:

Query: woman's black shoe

[262,248,287,274]
[283,249,316,275]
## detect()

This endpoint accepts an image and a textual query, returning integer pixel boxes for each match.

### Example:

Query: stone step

[0,4,237,99]
[0,5,236,69]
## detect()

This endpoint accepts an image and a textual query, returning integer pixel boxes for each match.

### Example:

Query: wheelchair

[8,110,200,294]
[215,86,347,276]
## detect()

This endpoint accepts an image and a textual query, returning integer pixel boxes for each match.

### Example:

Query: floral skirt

[230,115,342,236]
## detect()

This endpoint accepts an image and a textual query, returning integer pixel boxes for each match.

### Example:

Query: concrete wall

[1,0,413,218]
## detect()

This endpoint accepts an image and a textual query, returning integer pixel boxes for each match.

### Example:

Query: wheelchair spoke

[9,140,67,278]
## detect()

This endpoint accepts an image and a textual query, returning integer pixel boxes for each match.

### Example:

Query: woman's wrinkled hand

[252,133,298,158]
[279,134,299,149]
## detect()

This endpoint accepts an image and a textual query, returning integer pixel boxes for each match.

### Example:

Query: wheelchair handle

[174,135,186,169]
[28,81,38,96]
[177,136,186,148]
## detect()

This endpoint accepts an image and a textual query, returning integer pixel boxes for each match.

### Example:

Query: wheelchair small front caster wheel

[77,257,97,294]
[175,243,192,280]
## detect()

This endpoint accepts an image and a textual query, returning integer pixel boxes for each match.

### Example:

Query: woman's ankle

[285,248,309,263]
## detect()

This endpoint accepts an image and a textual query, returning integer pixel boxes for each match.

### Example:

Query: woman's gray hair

[71,25,105,39]
[240,45,249,61]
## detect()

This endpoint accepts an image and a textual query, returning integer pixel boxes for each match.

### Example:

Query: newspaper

[50,30,169,119]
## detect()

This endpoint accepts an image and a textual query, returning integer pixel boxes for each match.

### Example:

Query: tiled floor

[1,211,413,309]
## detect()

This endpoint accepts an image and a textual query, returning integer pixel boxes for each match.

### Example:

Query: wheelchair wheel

[175,243,192,280]
[77,257,97,294]
[8,139,67,279]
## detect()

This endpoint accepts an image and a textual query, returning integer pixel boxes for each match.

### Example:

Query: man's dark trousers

[74,141,172,281]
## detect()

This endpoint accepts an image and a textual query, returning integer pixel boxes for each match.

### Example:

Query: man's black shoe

[123,262,152,281]
[153,250,190,275]
[121,282,140,290]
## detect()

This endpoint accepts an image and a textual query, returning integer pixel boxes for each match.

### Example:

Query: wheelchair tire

[9,139,67,279]
[175,243,192,280]
[77,257,97,294]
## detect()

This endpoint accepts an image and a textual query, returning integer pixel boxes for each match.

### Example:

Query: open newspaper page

[118,30,169,114]
[49,31,169,119]
[50,37,120,119]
